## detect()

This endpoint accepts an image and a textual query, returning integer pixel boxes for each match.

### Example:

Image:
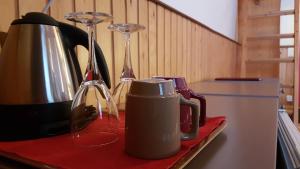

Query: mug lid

[129,79,176,97]
[152,76,188,90]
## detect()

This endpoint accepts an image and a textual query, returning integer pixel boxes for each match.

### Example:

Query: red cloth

[0,116,225,169]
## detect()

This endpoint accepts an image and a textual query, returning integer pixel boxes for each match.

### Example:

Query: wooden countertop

[185,79,279,169]
[189,78,280,97]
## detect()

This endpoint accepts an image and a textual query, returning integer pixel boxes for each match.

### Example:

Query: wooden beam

[294,0,299,125]
[238,0,249,77]
[248,33,295,40]
[247,57,295,63]
[280,45,295,48]
[248,9,295,19]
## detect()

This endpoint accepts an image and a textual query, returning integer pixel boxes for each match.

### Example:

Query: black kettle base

[0,101,72,141]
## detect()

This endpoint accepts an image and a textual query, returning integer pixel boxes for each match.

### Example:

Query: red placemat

[0,116,225,169]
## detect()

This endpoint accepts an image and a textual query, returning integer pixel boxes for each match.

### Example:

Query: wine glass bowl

[65,12,119,147]
[108,23,145,113]
[71,83,119,147]
[112,80,132,112]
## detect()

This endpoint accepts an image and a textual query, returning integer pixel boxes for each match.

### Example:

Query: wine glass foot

[65,12,112,25]
[108,23,145,33]
[73,131,119,148]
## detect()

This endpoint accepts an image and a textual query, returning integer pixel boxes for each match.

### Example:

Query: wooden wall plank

[215,34,223,78]
[182,17,187,79]
[201,28,209,80]
[96,0,114,87]
[220,38,229,77]
[233,43,238,76]
[74,0,94,76]
[170,12,177,76]
[190,22,197,82]
[176,15,183,76]
[18,0,46,17]
[186,20,192,83]
[112,0,126,85]
[196,25,202,81]
[50,0,74,24]
[157,5,165,76]
[138,0,149,79]
[148,1,157,77]
[126,0,139,79]
[206,31,214,80]
[0,0,17,32]
[164,9,171,76]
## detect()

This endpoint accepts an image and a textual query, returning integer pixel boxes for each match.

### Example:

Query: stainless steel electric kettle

[0,12,111,140]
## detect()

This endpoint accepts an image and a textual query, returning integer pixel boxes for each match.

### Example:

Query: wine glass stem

[121,33,135,80]
[84,24,103,82]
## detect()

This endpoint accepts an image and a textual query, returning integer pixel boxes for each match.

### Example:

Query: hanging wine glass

[65,12,119,147]
[108,23,145,113]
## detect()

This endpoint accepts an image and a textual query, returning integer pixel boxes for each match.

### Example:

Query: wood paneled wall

[240,0,281,77]
[0,0,239,89]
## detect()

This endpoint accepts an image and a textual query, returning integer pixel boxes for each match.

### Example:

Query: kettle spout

[0,32,7,48]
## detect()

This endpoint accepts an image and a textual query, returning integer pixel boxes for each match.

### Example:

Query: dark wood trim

[149,0,240,45]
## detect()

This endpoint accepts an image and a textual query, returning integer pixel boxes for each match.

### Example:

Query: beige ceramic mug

[125,79,200,159]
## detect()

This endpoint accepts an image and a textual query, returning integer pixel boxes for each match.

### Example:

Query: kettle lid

[11,12,59,26]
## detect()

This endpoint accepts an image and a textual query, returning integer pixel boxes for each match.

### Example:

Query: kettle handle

[58,22,111,89]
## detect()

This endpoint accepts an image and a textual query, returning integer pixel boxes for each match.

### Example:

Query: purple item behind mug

[153,77,206,132]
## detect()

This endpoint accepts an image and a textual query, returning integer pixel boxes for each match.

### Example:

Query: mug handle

[189,90,206,126]
[179,94,200,140]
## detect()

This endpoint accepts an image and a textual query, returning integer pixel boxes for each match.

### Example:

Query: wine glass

[108,23,145,113]
[65,12,119,147]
